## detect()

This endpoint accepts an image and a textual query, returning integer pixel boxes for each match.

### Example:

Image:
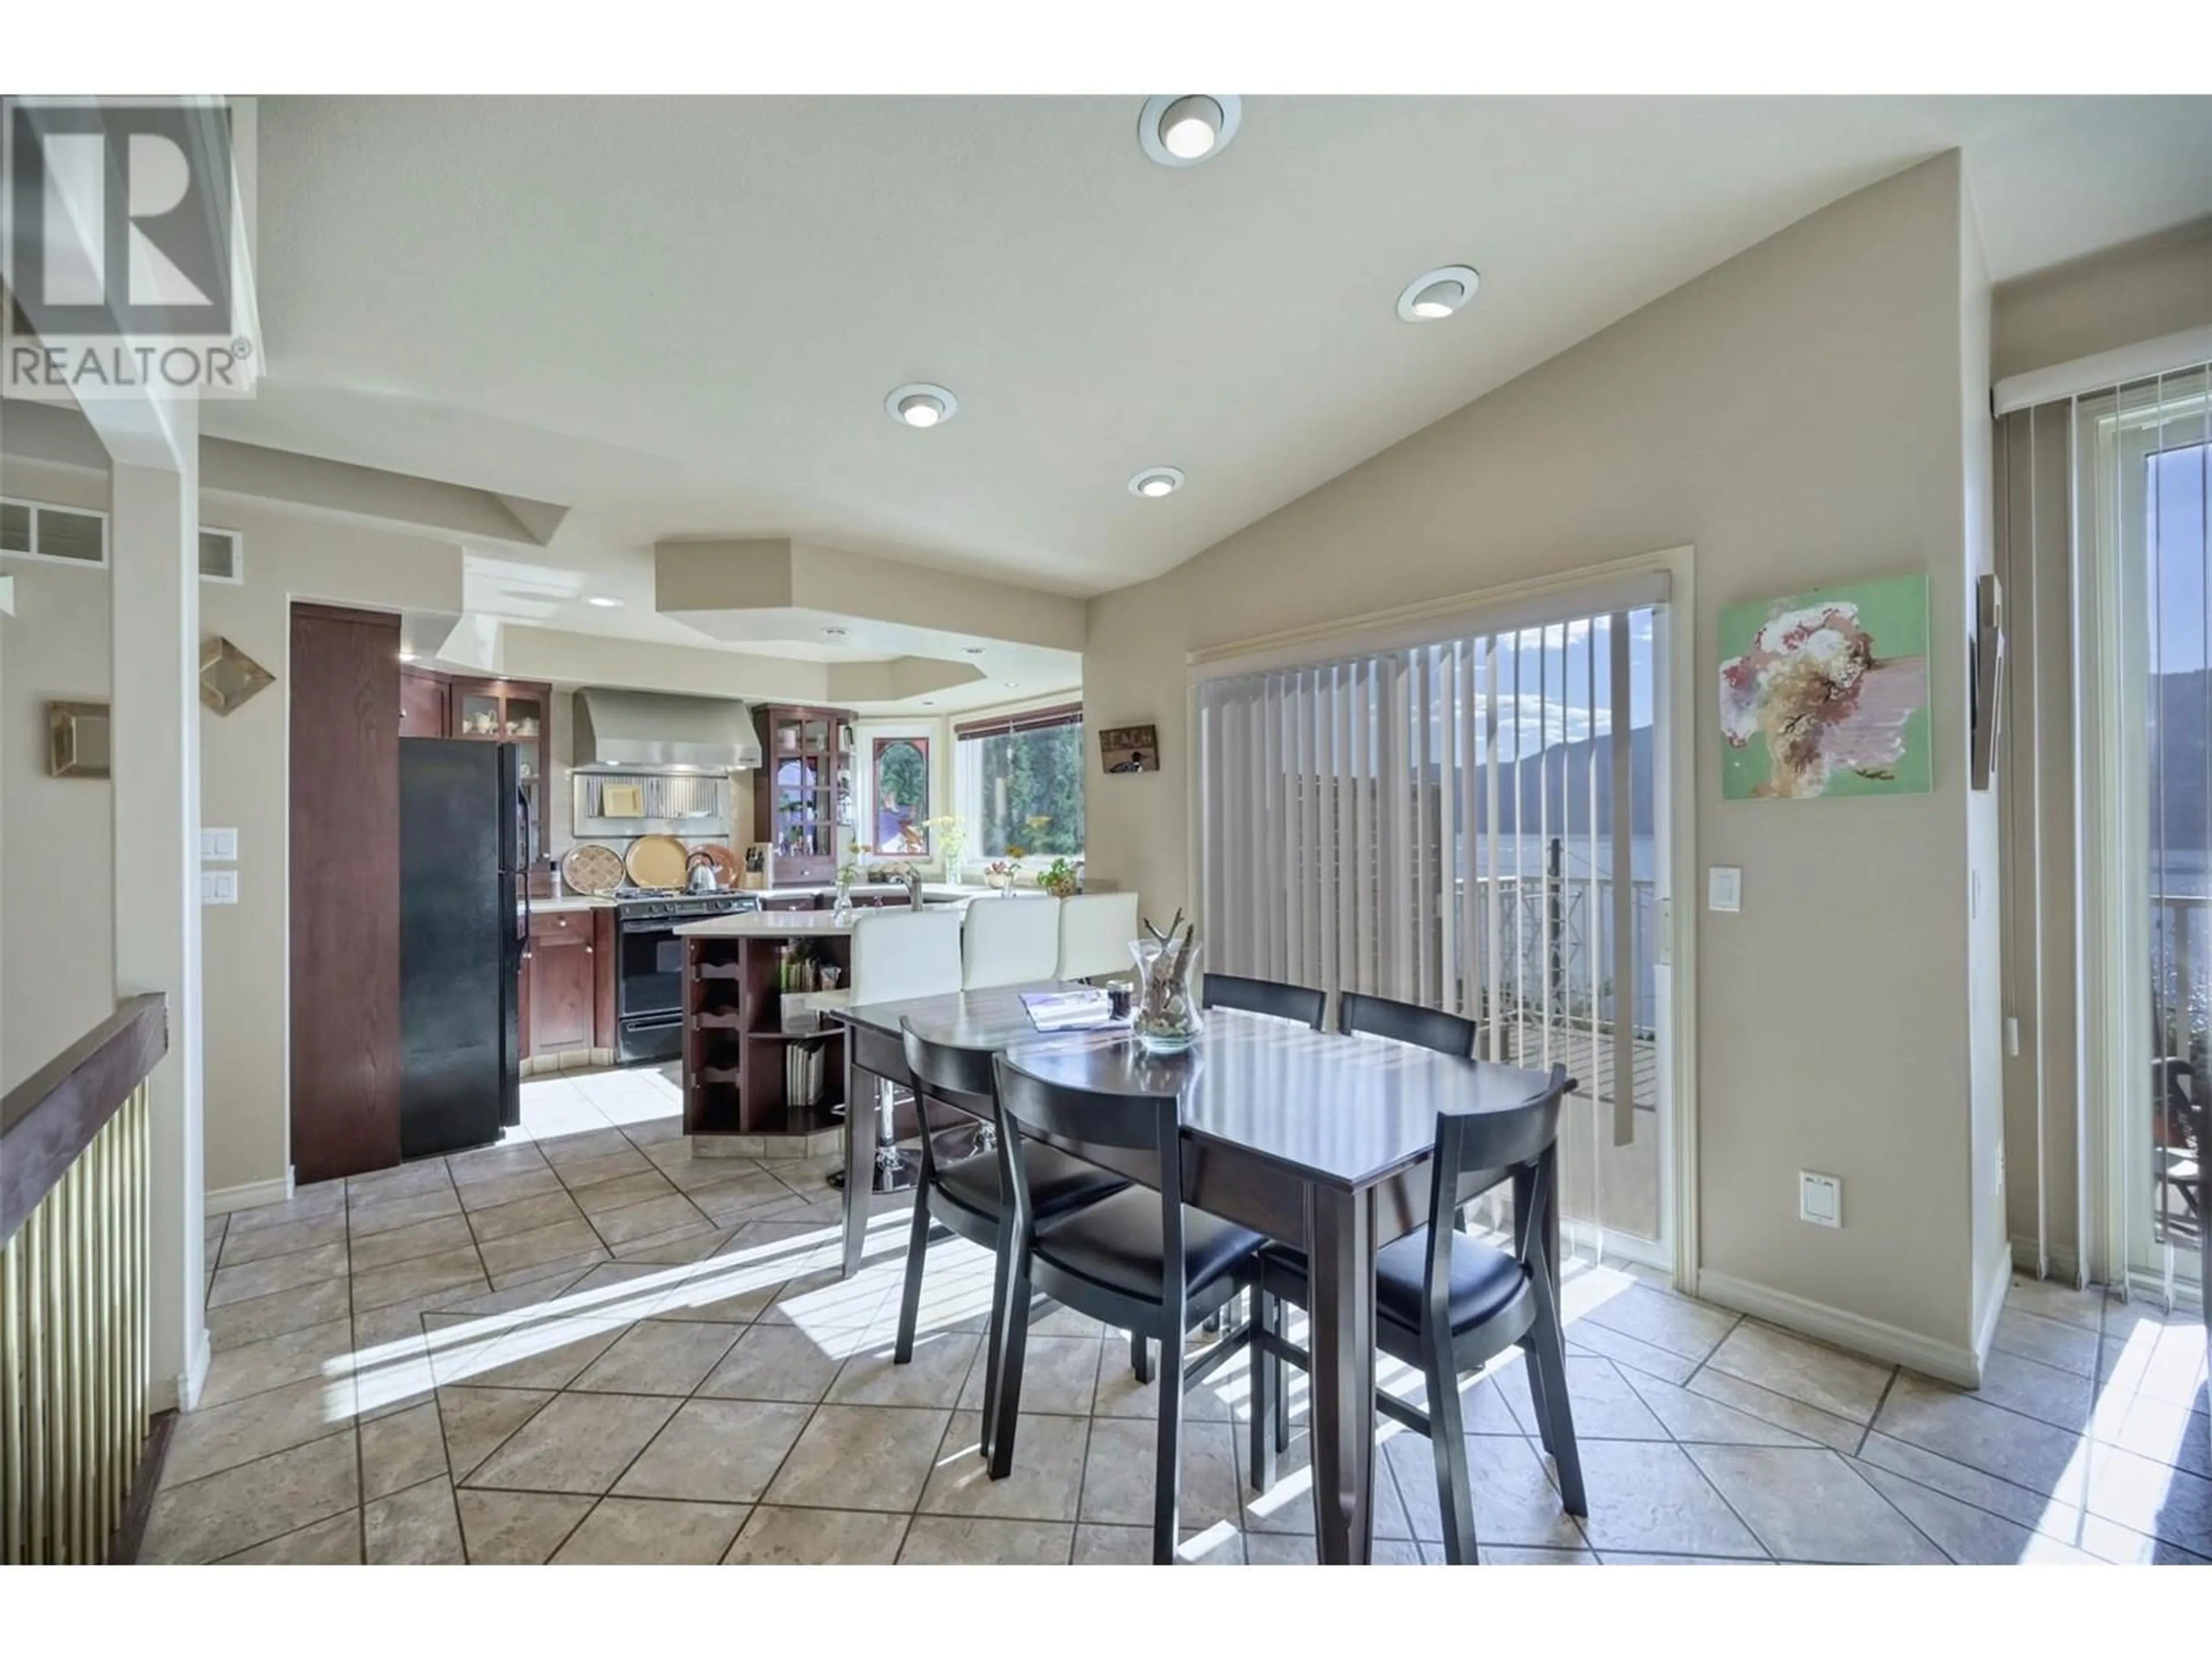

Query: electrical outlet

[1798,1170,1842,1228]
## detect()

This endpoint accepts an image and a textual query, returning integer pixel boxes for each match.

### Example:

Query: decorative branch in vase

[1130,909,1203,1055]
[922,814,968,886]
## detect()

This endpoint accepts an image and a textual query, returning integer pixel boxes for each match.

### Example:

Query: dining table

[831,982,1563,1565]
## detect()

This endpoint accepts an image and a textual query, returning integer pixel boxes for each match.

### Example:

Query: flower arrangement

[983,858,1020,895]
[1038,856,1081,899]
[922,814,968,880]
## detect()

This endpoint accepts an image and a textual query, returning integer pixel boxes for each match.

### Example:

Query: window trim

[0,495,111,569]
[199,525,245,585]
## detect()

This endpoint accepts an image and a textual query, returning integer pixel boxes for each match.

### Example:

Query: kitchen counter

[532,895,616,914]
[674,888,973,937]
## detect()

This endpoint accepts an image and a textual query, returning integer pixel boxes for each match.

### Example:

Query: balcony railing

[2151,893,2207,1252]
[0,994,169,1564]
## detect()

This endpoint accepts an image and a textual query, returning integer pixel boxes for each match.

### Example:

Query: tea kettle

[686,851,722,893]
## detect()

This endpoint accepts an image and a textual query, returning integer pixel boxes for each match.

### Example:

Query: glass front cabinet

[752,703,854,885]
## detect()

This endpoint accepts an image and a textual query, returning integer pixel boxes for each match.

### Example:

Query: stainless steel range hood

[572,688,761,772]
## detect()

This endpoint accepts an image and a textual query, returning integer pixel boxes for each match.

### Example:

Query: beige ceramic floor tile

[722,1506,908,1565]
[218,1211,350,1268]
[347,1188,465,1237]
[553,1497,751,1564]
[359,1400,450,1499]
[1492,1353,1668,1440]
[206,1277,354,1353]
[1704,1321,1894,1424]
[454,1488,594,1563]
[198,1317,356,1410]
[1851,1461,2101,1565]
[921,1411,1089,1522]
[828,1330,980,1408]
[475,1219,607,1281]
[764,1404,952,1512]
[1239,1424,1414,1541]
[1683,1364,1868,1454]
[1683,1444,1944,1563]
[1872,1372,2088,1494]
[142,1431,359,1565]
[1382,1428,1589,1551]
[567,1319,737,1395]
[348,1214,479,1275]
[957,1335,1099,1418]
[1992,1307,2101,1378]
[897,1516,1073,1565]
[452,1168,565,1214]
[346,1160,454,1206]
[1616,1369,1817,1447]
[1969,1349,2099,1432]
[464,1189,586,1243]
[214,1510,364,1565]
[570,1169,681,1214]
[226,1185,347,1236]
[463,1391,678,1495]
[1078,1415,1243,1540]
[587,1193,714,1248]
[207,1241,351,1309]
[1570,1282,1739,1363]
[615,1398,815,1503]
[1555,1439,1764,1558]
[165,1373,361,1486]
[696,1323,849,1404]
[350,1247,488,1314]
[437,1386,556,1482]
[365,1477,466,1564]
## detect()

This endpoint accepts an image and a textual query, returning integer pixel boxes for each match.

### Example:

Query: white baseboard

[206,1173,294,1218]
[151,1328,213,1415]
[1694,1269,1982,1389]
[1972,1247,2013,1383]
[2009,1233,2085,1287]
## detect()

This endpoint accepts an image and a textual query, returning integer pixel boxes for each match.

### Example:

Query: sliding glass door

[1195,595,1673,1263]
[2081,365,2209,1307]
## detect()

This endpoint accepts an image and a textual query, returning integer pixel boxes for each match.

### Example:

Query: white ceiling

[207,94,2210,617]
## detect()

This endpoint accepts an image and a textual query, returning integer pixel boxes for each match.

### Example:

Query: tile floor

[149,1065,2212,1565]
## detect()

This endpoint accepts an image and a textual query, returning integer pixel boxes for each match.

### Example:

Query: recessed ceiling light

[1128,466,1184,499]
[397,650,416,664]
[962,646,985,656]
[1002,681,1020,688]
[1140,95,1241,167]
[1396,265,1481,323]
[823,626,849,638]
[921,699,936,707]
[885,382,957,428]
[585,594,624,608]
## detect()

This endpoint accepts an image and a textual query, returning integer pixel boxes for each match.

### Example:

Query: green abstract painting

[1718,573,1931,801]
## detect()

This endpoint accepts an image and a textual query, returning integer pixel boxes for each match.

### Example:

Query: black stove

[612,889,761,1060]
[615,889,761,923]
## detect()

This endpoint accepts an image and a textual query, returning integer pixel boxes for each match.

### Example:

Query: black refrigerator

[399,738,525,1157]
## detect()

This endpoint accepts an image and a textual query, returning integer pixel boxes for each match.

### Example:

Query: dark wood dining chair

[897,1022,1127,1459]
[992,1051,1271,1563]
[1339,990,1479,1058]
[1202,972,1325,1030]
[1253,1063,1584,1565]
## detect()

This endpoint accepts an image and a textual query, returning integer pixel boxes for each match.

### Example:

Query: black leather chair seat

[937,1145,1126,1221]
[1263,1228,1527,1338]
[1034,1187,1266,1302]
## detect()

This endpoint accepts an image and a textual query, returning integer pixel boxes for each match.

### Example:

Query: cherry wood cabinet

[399,668,449,738]
[396,668,554,866]
[521,908,596,1059]
[753,703,854,887]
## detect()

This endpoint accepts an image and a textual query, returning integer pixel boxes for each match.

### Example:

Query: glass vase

[1128,935,1204,1055]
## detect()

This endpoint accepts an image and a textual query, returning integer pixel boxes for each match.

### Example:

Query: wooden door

[290,604,403,1183]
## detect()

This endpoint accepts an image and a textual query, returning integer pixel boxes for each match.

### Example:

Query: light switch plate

[201,827,239,862]
[200,869,239,906]
[1799,1170,1842,1228]
[1708,866,1742,913]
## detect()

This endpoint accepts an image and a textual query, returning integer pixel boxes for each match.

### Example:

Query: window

[0,497,108,567]
[872,735,931,855]
[956,704,1084,860]
[199,527,244,583]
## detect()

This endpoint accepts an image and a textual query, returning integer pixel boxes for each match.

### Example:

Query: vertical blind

[1195,597,1663,1149]
[2001,356,2210,1310]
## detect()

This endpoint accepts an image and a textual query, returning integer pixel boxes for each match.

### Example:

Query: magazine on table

[1020,988,1120,1032]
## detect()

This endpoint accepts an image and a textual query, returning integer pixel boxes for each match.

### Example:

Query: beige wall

[0,451,466,1194]
[1,479,115,1089]
[1991,219,2212,382]
[1084,156,1996,1357]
